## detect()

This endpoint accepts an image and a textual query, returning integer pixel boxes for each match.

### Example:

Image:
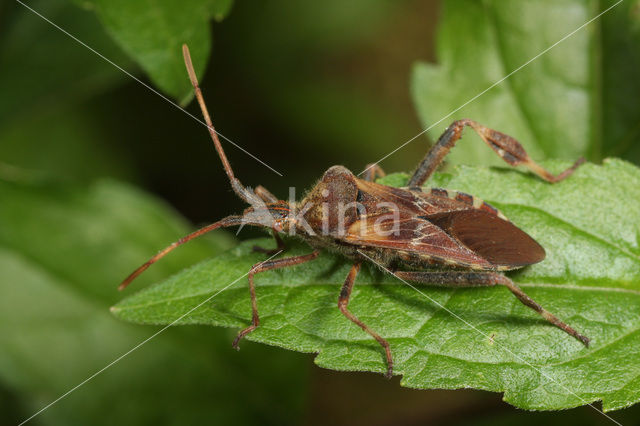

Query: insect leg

[252,230,286,255]
[233,250,320,349]
[254,185,279,203]
[408,119,585,187]
[250,185,287,254]
[361,163,386,182]
[394,270,590,346]
[119,215,244,290]
[338,263,394,378]
[248,185,287,254]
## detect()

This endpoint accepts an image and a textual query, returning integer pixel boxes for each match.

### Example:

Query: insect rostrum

[119,44,589,379]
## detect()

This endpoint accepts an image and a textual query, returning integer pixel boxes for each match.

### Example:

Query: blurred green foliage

[1,0,640,424]
[0,177,307,425]
[0,1,132,182]
[73,0,233,102]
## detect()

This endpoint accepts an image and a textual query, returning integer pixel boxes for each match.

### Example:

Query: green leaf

[0,176,307,425]
[411,0,640,165]
[0,0,136,182]
[1,0,131,121]
[113,158,640,412]
[77,0,234,102]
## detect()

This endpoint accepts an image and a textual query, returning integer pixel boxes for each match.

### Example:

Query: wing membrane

[351,179,544,268]
[426,210,545,267]
[345,214,493,268]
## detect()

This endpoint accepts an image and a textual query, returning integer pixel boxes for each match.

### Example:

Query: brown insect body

[291,166,545,272]
[119,45,590,379]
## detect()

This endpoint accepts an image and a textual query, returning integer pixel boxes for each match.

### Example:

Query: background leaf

[0,176,307,425]
[113,158,640,412]
[411,0,640,166]
[75,0,234,102]
[0,0,135,182]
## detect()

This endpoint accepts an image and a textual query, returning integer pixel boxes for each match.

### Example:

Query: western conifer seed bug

[119,44,590,378]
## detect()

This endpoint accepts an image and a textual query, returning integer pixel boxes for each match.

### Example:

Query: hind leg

[338,263,394,378]
[408,119,584,187]
[394,270,589,346]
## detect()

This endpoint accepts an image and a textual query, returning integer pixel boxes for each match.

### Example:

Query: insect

[119,44,590,378]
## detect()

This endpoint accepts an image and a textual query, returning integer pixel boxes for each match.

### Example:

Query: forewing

[352,178,543,268]
[355,178,502,217]
[425,210,545,267]
[355,179,428,214]
[345,214,494,268]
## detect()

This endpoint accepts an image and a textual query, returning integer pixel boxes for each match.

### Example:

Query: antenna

[182,44,256,204]
[118,215,243,290]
